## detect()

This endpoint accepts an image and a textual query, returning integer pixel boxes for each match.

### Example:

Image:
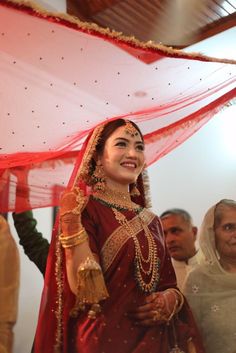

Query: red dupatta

[0,0,235,213]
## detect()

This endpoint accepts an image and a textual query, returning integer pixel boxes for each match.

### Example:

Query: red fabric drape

[0,0,235,212]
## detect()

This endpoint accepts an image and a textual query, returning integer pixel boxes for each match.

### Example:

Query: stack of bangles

[153,289,184,323]
[59,227,88,248]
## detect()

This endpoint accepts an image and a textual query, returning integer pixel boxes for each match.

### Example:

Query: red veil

[0,0,235,213]
[0,3,234,352]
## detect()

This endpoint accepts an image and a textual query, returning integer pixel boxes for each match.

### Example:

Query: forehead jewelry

[125,120,139,137]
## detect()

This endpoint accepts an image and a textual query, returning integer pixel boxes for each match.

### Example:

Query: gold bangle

[59,228,88,248]
[60,231,87,244]
[60,234,88,248]
[61,236,87,248]
[164,288,184,317]
[167,300,178,322]
[59,228,85,241]
[169,288,184,313]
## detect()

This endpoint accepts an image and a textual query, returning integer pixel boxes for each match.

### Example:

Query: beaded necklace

[93,187,160,293]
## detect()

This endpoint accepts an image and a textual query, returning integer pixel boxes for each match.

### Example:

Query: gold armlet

[59,228,88,248]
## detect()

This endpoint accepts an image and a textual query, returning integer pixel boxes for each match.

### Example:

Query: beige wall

[149,106,236,227]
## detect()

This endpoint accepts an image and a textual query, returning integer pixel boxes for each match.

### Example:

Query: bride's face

[98,125,145,189]
[215,207,236,260]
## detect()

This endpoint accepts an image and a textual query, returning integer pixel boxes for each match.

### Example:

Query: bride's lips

[121,162,137,168]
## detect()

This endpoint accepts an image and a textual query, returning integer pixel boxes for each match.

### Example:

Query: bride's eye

[115,141,127,147]
[136,144,144,151]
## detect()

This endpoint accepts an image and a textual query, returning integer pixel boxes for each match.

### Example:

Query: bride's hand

[128,289,182,326]
[60,187,86,236]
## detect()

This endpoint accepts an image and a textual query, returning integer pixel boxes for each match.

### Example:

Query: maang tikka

[92,162,106,191]
[125,120,139,137]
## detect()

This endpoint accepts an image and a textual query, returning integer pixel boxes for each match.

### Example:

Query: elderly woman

[183,199,236,353]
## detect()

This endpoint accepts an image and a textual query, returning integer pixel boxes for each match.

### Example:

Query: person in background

[183,199,236,353]
[9,168,50,353]
[34,119,205,353]
[0,215,19,353]
[160,209,200,290]
[12,168,49,276]
[12,211,49,277]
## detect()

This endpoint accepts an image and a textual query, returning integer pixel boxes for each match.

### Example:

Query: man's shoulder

[188,250,202,266]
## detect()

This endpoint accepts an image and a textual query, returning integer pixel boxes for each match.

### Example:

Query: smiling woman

[96,123,145,190]
[34,118,205,353]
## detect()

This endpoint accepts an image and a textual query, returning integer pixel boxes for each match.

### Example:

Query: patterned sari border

[101,209,156,273]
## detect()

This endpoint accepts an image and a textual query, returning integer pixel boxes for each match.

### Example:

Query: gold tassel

[70,257,109,318]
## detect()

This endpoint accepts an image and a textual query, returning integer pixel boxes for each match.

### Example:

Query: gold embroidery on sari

[101,209,156,273]
[54,234,63,352]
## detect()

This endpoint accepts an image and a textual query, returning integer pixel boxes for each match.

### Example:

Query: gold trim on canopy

[3,0,236,65]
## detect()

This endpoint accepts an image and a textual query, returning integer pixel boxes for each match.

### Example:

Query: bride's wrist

[59,227,88,248]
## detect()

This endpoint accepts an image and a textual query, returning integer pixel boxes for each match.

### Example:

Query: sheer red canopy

[0,0,235,212]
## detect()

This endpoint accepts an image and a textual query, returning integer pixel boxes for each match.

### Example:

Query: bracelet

[59,228,85,241]
[59,228,88,248]
[163,289,184,322]
[168,288,184,314]
[167,300,178,322]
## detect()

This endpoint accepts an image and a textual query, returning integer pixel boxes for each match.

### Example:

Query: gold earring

[130,183,140,197]
[92,163,106,191]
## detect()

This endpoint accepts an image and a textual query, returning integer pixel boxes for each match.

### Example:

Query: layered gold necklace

[93,187,159,293]
[93,187,142,212]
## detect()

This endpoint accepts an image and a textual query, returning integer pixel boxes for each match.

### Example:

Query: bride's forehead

[106,125,141,140]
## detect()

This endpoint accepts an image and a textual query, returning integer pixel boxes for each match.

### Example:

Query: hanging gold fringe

[4,0,236,65]
[70,257,109,318]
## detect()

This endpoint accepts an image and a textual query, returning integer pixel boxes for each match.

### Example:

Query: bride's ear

[93,152,103,165]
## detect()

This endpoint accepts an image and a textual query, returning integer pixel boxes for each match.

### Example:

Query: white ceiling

[185,26,236,60]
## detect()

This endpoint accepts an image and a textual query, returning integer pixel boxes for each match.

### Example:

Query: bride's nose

[126,147,138,158]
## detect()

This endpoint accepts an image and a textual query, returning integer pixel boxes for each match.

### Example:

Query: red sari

[34,197,205,353]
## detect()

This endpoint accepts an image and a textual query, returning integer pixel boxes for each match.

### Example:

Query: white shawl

[183,202,236,353]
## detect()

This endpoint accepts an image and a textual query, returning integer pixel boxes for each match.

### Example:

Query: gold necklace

[112,208,160,293]
[93,186,160,293]
[93,187,142,212]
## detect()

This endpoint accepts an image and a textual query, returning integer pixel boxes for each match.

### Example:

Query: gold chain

[93,186,160,293]
[93,187,141,212]
[112,208,159,293]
